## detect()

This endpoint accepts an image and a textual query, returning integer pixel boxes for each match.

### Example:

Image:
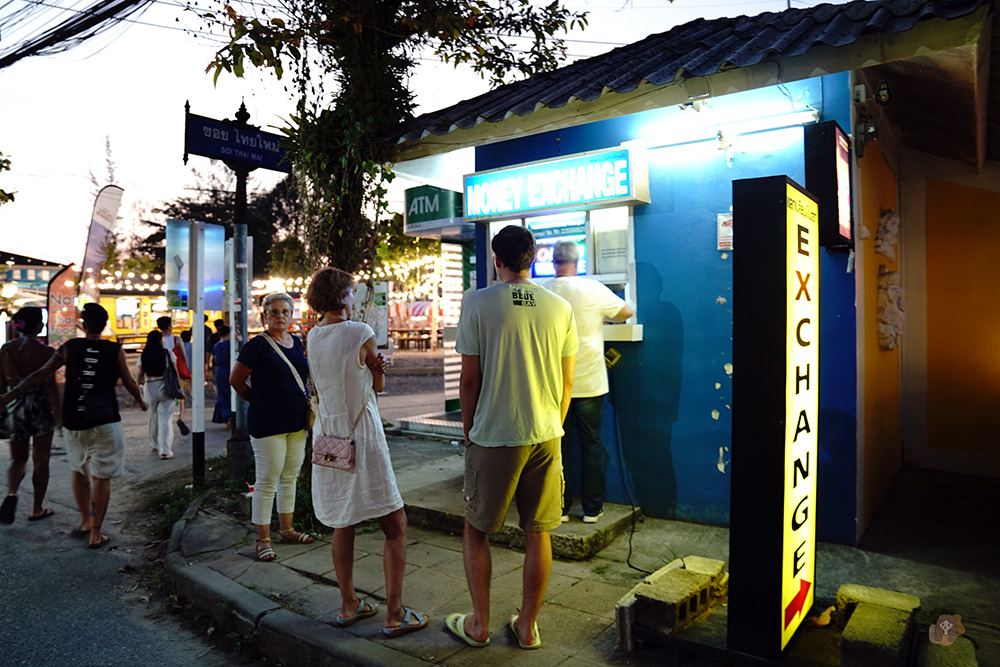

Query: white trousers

[251,430,308,526]
[144,379,175,457]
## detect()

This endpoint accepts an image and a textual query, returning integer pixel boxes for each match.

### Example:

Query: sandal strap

[279,530,314,543]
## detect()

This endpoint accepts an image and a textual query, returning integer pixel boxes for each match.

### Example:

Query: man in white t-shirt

[545,240,634,524]
[448,225,577,651]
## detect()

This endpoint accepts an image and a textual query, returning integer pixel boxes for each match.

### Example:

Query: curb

[166,497,430,667]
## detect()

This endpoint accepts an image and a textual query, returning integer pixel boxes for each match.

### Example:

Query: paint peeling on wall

[724,363,733,375]
[711,409,720,420]
[878,267,904,351]
[717,446,730,473]
[716,296,728,305]
[875,208,900,261]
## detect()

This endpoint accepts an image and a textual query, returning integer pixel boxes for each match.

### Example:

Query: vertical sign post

[729,176,819,659]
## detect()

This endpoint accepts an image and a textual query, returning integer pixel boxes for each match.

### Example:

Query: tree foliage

[112,166,301,278]
[200,0,587,274]
[0,152,14,205]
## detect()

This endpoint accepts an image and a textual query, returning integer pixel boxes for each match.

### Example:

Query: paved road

[0,401,245,666]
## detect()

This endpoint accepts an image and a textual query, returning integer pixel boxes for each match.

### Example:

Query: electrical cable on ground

[608,361,652,576]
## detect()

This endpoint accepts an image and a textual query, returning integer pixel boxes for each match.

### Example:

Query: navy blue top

[236,333,310,438]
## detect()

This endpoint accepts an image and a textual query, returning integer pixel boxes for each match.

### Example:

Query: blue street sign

[185,112,291,173]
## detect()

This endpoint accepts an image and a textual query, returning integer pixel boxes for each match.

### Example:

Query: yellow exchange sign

[781,183,819,648]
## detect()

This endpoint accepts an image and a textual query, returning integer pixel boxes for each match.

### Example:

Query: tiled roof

[395,0,991,144]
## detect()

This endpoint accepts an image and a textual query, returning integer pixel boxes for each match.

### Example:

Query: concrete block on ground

[841,602,916,667]
[615,591,638,651]
[634,568,712,634]
[257,609,429,667]
[170,560,281,634]
[642,558,684,585]
[836,583,920,629]
[682,556,725,588]
[914,635,979,667]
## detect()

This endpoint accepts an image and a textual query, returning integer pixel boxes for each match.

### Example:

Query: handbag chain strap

[341,389,372,439]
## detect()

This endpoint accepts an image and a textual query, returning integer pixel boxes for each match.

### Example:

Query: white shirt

[544,276,627,397]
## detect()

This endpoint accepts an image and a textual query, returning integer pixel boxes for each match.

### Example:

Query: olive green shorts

[463,438,564,534]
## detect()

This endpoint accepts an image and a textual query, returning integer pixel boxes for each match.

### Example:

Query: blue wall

[473,75,858,543]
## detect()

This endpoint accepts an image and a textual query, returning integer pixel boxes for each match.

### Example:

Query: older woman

[230,292,314,561]
[0,307,60,524]
[304,268,427,638]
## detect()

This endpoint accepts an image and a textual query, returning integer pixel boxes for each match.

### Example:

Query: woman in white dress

[304,267,428,638]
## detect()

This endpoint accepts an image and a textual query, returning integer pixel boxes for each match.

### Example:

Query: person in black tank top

[0,303,147,548]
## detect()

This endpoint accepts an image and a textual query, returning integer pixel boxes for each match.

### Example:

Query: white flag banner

[78,185,124,304]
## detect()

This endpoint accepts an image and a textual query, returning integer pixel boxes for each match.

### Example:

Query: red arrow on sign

[784,578,812,628]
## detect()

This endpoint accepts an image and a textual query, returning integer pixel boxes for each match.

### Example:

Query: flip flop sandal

[382,607,429,638]
[336,598,379,626]
[445,613,489,647]
[509,613,542,650]
[28,508,55,521]
[70,527,90,539]
[0,495,17,525]
[278,529,315,544]
[256,538,277,562]
[88,535,111,550]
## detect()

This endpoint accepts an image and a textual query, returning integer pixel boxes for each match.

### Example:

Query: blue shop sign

[185,113,291,173]
[464,148,649,220]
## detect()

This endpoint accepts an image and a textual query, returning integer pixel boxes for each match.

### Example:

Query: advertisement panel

[165,220,226,310]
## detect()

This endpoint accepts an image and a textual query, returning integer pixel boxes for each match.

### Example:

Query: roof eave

[394,5,991,163]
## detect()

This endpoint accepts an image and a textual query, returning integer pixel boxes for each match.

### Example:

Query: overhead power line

[0,0,155,69]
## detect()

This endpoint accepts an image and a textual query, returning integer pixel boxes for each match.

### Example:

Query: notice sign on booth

[729,175,819,659]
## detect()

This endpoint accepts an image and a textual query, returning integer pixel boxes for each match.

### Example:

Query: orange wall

[925,178,1000,455]
[858,146,901,530]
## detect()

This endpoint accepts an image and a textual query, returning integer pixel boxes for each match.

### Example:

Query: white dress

[308,321,403,528]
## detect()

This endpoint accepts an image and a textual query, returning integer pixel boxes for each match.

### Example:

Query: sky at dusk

[0,0,820,266]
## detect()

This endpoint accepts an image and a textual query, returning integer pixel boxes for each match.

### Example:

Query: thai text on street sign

[729,175,819,659]
[184,111,290,173]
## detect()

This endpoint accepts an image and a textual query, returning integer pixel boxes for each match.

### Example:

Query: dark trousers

[562,395,607,516]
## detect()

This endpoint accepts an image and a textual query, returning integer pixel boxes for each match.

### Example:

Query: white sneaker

[561,514,569,523]
[582,511,604,524]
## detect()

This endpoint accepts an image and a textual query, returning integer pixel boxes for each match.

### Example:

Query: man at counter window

[545,240,634,524]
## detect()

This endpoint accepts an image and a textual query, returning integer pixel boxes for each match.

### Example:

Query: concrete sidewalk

[162,400,999,666]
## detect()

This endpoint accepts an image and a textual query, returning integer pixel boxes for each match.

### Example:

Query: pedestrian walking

[0,307,60,524]
[446,225,577,650]
[136,330,177,459]
[304,267,429,638]
[230,292,315,562]
[0,303,148,548]
[157,316,190,436]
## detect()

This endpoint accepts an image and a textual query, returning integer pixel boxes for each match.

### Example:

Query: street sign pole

[190,221,206,486]
[227,105,254,484]
[184,100,290,485]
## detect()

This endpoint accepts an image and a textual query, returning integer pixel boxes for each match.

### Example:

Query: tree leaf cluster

[114,165,302,278]
[197,0,587,274]
[0,152,14,205]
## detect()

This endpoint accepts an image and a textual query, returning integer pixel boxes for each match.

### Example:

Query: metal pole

[226,102,254,484]
[190,221,206,486]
